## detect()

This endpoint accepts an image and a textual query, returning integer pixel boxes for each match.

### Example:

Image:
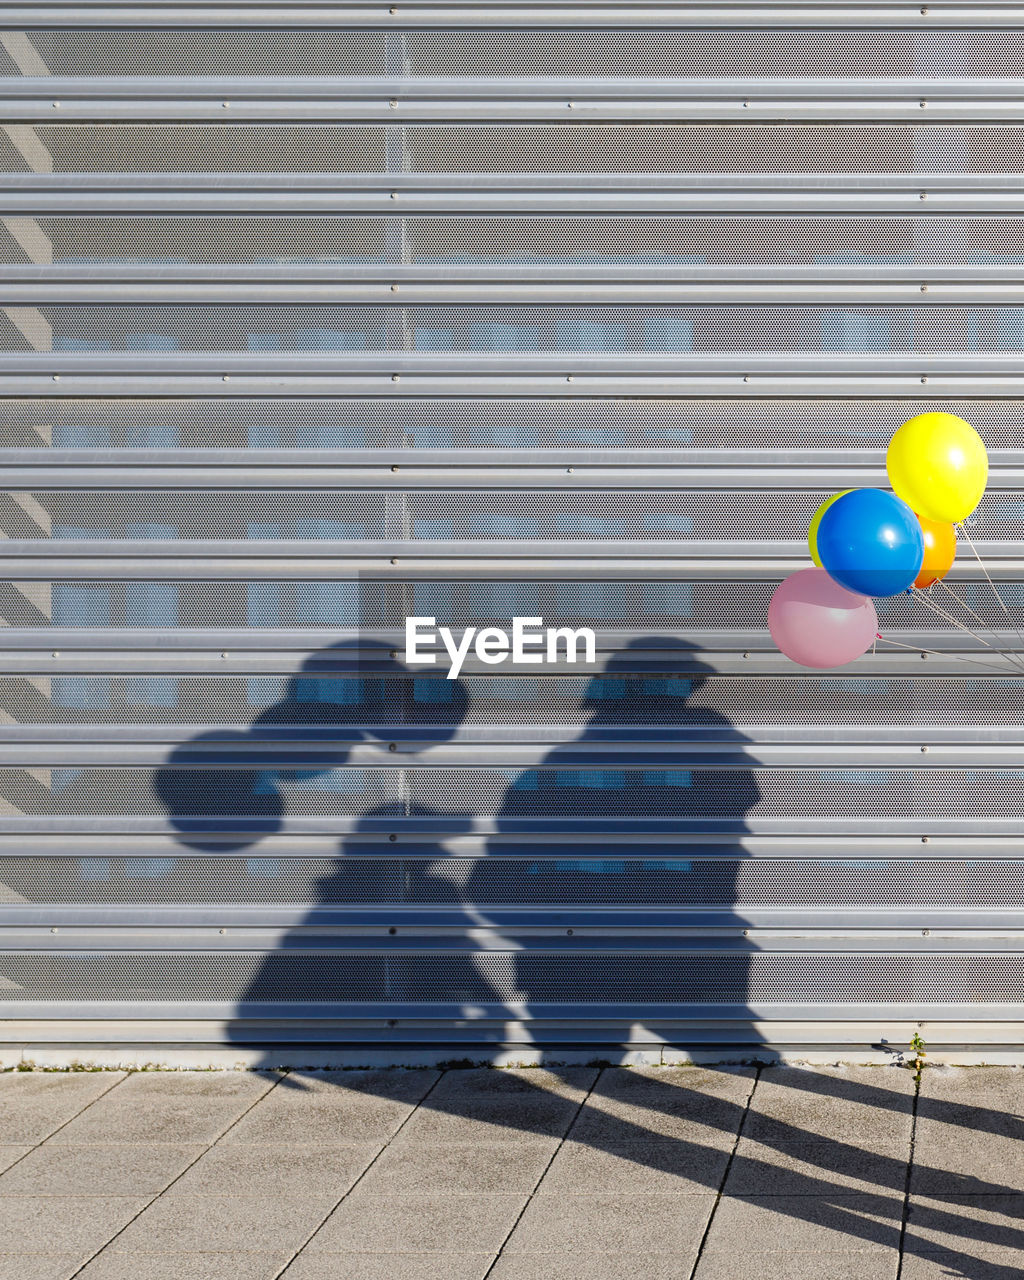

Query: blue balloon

[816,488,924,598]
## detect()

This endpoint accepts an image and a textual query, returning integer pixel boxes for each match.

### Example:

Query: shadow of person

[151,633,1024,1275]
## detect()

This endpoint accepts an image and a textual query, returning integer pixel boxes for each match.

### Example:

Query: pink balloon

[768,567,878,669]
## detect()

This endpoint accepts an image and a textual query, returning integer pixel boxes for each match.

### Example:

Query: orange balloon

[914,514,957,588]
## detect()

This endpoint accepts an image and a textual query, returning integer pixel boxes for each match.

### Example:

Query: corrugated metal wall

[4,2,1024,1059]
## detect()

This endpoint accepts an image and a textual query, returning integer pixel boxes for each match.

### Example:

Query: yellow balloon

[808,490,852,567]
[886,412,988,523]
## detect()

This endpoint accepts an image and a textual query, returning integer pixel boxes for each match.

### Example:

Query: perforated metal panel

[4,12,1024,1055]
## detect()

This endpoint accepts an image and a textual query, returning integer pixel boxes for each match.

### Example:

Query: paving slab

[109,1195,329,1254]
[566,1066,752,1149]
[77,1253,292,1280]
[501,1190,716,1254]
[742,1068,915,1148]
[0,1257,89,1280]
[905,1195,1024,1254]
[701,1194,903,1253]
[911,1123,1024,1194]
[694,1252,900,1280]
[170,1141,380,1199]
[0,1073,125,1145]
[724,1140,910,1195]
[537,1137,729,1194]
[395,1096,584,1144]
[284,1254,494,1280]
[51,1072,278,1146]
[487,1251,698,1279]
[224,1072,435,1145]
[901,1248,1024,1279]
[358,1139,557,1195]
[0,1196,149,1254]
[0,1143,205,1197]
[305,1191,526,1254]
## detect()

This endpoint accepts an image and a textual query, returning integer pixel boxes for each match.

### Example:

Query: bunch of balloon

[769,413,987,669]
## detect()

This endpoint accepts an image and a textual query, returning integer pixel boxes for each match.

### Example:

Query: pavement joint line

[478,1063,604,1278]
[686,1063,762,1280]
[0,1069,128,1182]
[273,1066,446,1279]
[894,1065,923,1276]
[61,1066,287,1279]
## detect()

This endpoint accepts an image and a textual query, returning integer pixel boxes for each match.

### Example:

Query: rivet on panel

[219,928,227,935]
[920,284,929,292]
[391,284,399,292]
[566,375,574,382]
[389,833,397,842]
[567,467,574,474]
[222,375,230,382]
[921,376,929,383]
[391,557,399,564]
[922,929,930,936]
[919,100,927,108]
[389,926,397,934]
[922,836,930,843]
[392,374,401,382]
[221,651,229,658]
[919,192,927,200]
[52,101,60,108]
[222,101,230,108]
[743,376,750,383]
[51,926,58,933]
[389,99,398,109]
[921,745,929,753]
[390,191,399,200]
[391,464,400,472]
[388,742,397,751]
[52,375,60,381]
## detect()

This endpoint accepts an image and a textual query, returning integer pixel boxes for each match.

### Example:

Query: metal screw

[391,557,399,565]
[920,100,927,108]
[222,375,230,382]
[920,284,929,292]
[388,833,397,842]
[390,191,398,200]
[742,651,750,659]
[567,101,575,109]
[52,374,60,382]
[51,651,60,658]
[222,101,230,108]
[566,928,574,935]
[391,464,400,472]
[52,101,60,108]
[922,929,930,936]
[388,742,397,752]
[921,5,929,12]
[389,926,397,934]
[921,745,929,753]
[921,376,929,384]
[391,374,401,382]
[742,100,750,108]
[389,99,398,109]
[221,651,229,658]
[919,192,928,200]
[922,836,930,843]
[390,650,399,659]
[390,283,399,292]
[566,375,574,383]
[219,928,227,935]
[567,466,574,474]
[743,376,750,383]
[389,5,398,12]
[51,926,58,933]
[743,929,749,936]
[921,652,928,659]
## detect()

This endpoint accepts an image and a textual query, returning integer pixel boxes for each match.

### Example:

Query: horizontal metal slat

[1,4,1021,29]
[7,77,1024,123]
[9,263,1024,304]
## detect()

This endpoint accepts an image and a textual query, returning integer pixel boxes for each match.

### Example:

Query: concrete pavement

[0,1063,1020,1278]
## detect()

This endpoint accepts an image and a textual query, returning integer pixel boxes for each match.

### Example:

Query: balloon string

[873,633,1021,676]
[956,521,1024,658]
[909,587,1024,674]
[933,578,1024,675]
